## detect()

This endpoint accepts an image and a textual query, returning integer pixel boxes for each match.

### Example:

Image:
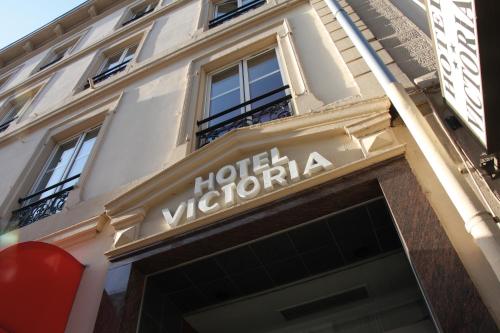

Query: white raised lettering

[216,164,237,186]
[186,198,196,222]
[303,152,333,178]
[263,166,288,191]
[253,152,270,174]
[236,158,251,179]
[271,147,289,166]
[194,173,215,197]
[237,176,261,200]
[162,203,186,227]
[221,183,236,208]
[198,190,221,214]
[288,160,300,183]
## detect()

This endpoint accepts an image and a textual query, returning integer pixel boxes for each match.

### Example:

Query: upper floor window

[209,0,266,28]
[122,1,157,26]
[197,48,292,147]
[84,45,137,89]
[37,36,81,73]
[0,83,43,133]
[11,126,101,229]
[0,97,28,133]
[38,47,68,71]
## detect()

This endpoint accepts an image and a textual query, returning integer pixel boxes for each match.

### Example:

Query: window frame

[37,45,70,72]
[33,32,86,75]
[97,45,138,76]
[82,42,140,90]
[202,47,289,127]
[208,0,266,29]
[213,0,240,19]
[0,98,27,127]
[122,1,158,26]
[0,83,45,133]
[118,0,159,28]
[27,125,101,205]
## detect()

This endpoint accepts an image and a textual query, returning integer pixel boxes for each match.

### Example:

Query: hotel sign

[427,0,499,152]
[162,147,333,227]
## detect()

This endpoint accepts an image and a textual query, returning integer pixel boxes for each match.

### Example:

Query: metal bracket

[479,153,500,179]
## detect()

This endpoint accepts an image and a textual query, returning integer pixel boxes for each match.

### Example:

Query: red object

[0,241,84,333]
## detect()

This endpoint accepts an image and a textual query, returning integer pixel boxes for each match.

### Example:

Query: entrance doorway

[138,198,437,333]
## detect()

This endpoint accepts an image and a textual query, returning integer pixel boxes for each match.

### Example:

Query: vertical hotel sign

[427,0,492,150]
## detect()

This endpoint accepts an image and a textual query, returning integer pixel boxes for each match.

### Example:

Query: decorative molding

[360,130,395,154]
[110,208,147,248]
[88,5,98,18]
[53,24,65,37]
[110,208,147,229]
[38,214,108,247]
[22,41,34,53]
[344,112,391,138]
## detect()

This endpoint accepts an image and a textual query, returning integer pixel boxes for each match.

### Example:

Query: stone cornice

[38,214,108,247]
[0,0,124,72]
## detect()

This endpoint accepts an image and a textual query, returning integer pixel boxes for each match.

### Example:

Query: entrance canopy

[0,241,84,333]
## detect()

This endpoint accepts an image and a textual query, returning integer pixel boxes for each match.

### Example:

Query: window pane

[215,0,238,17]
[0,103,22,124]
[101,54,122,72]
[247,50,280,83]
[249,72,284,108]
[210,66,240,98]
[123,46,137,63]
[209,89,242,125]
[208,65,242,126]
[64,128,100,188]
[30,138,79,201]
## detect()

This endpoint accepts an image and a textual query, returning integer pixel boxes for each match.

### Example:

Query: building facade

[0,0,499,332]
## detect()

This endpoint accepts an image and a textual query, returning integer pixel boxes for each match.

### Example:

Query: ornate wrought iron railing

[208,0,266,28]
[122,6,155,26]
[9,174,81,230]
[196,85,292,147]
[0,116,18,133]
[83,59,131,89]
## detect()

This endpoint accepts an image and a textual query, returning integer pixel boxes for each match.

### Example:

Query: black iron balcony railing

[38,54,64,71]
[0,116,18,133]
[122,6,155,26]
[208,0,266,28]
[196,85,292,147]
[83,59,131,89]
[9,174,81,230]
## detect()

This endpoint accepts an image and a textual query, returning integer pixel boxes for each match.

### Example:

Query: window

[11,126,101,228]
[122,1,157,26]
[209,0,265,28]
[38,47,68,71]
[0,97,28,132]
[197,48,292,147]
[84,45,137,89]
